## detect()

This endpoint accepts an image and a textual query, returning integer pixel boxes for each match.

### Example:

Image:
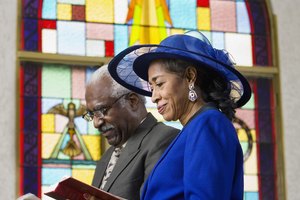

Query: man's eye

[101,107,109,115]
[88,111,94,117]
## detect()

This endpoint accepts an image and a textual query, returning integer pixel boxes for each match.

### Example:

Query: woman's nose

[151,89,160,103]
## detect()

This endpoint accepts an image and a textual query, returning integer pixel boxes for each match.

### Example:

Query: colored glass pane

[72,67,86,99]
[114,25,128,54]
[57,3,72,20]
[86,23,114,40]
[236,1,251,33]
[105,41,114,57]
[170,0,197,29]
[114,0,128,24]
[86,0,113,23]
[57,21,85,56]
[72,168,95,184]
[58,0,85,5]
[211,1,236,32]
[42,29,57,53]
[225,33,253,66]
[211,31,224,49]
[197,0,209,7]
[42,64,71,98]
[42,0,57,19]
[72,5,85,21]
[86,40,105,57]
[197,7,211,31]
[42,114,55,132]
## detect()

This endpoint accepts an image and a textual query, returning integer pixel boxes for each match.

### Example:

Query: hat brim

[108,44,251,107]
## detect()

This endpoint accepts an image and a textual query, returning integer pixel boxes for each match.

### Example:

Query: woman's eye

[156,82,163,87]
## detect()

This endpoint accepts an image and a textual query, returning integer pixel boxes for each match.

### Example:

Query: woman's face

[148,60,190,122]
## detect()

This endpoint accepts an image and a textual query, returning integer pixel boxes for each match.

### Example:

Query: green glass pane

[42,64,71,98]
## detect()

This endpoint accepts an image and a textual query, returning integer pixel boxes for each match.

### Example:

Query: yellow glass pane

[42,114,55,132]
[42,133,61,159]
[129,5,142,45]
[57,4,72,20]
[244,143,258,174]
[147,108,164,122]
[197,7,211,31]
[72,168,95,185]
[146,0,157,26]
[82,135,101,161]
[86,0,113,23]
[237,129,256,142]
[170,29,185,35]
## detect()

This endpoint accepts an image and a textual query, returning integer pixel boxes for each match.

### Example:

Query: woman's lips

[157,104,166,114]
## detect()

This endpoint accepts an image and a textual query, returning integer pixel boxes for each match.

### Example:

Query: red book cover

[44,177,125,200]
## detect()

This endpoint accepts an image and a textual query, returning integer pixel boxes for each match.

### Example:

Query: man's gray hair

[88,64,146,104]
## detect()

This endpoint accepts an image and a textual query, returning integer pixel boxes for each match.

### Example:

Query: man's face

[85,77,131,147]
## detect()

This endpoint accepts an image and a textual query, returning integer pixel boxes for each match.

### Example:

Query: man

[83,65,179,200]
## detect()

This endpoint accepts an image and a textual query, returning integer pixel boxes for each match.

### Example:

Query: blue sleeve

[184,111,243,200]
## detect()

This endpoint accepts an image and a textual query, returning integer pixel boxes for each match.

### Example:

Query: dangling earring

[188,83,198,102]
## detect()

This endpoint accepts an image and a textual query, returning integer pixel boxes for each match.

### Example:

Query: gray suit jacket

[91,113,179,200]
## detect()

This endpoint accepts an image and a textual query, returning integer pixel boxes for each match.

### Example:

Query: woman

[108,31,251,200]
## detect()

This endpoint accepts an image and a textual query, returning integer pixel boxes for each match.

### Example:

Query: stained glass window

[19,0,282,199]
[19,62,101,198]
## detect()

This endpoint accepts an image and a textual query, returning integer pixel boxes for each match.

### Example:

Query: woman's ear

[185,66,197,84]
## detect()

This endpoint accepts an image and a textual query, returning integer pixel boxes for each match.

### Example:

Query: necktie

[100,147,122,189]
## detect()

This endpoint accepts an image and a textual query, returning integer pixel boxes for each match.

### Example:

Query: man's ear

[127,93,140,110]
[185,66,197,84]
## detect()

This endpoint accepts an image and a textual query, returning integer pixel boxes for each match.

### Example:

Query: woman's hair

[156,58,237,120]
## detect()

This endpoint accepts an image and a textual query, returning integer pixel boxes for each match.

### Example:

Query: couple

[86,31,251,200]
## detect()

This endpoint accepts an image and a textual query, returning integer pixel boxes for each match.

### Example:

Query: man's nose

[93,116,105,128]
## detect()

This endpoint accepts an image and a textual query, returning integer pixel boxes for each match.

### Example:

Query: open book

[44,177,126,200]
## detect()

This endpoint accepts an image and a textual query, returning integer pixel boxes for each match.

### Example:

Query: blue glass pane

[42,0,57,19]
[212,32,225,49]
[23,19,38,51]
[163,121,183,130]
[23,166,39,195]
[170,0,196,29]
[42,168,72,185]
[75,117,88,134]
[42,98,64,114]
[237,2,251,33]
[85,67,97,83]
[245,192,259,200]
[114,25,129,54]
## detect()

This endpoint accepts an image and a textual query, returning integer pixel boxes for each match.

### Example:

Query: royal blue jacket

[141,107,244,200]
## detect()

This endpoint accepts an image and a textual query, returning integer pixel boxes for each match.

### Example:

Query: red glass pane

[197,0,209,7]
[105,41,114,57]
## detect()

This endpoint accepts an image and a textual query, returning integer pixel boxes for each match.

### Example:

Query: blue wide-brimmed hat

[108,31,251,107]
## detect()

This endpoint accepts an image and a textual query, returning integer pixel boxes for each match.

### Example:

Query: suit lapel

[92,147,114,188]
[103,113,157,191]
